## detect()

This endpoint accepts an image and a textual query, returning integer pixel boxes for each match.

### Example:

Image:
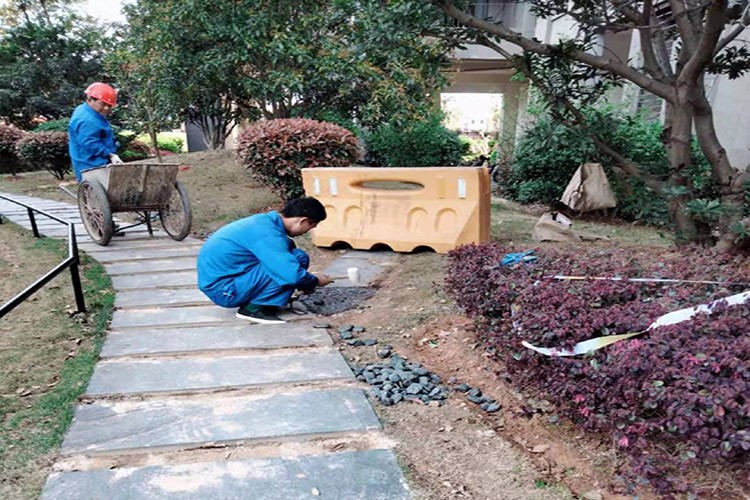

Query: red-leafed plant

[0,123,28,175]
[16,131,71,180]
[236,118,360,200]
[445,243,750,495]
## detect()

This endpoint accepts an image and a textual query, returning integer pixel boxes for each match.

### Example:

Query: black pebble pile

[335,324,503,414]
[352,354,449,407]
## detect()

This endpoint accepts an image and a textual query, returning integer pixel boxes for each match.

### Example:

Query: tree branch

[476,36,665,194]
[669,0,700,51]
[714,3,750,55]
[433,0,676,102]
[679,0,729,82]
[637,0,670,80]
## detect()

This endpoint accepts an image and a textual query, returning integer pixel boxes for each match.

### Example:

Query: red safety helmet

[84,82,117,107]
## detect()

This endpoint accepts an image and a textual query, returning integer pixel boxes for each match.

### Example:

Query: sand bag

[560,163,617,212]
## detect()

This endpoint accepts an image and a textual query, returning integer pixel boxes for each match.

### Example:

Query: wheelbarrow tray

[81,163,181,212]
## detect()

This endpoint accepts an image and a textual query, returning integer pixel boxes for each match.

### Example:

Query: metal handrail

[0,195,86,318]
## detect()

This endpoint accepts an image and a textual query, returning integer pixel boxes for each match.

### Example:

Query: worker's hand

[317,274,333,287]
[110,154,123,164]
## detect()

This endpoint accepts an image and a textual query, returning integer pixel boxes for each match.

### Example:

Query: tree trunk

[691,82,748,251]
[148,127,163,164]
[663,98,698,243]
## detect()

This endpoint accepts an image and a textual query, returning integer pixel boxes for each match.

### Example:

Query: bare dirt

[316,251,631,500]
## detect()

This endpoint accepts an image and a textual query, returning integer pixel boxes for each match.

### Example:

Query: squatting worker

[68,82,123,182]
[197,197,333,325]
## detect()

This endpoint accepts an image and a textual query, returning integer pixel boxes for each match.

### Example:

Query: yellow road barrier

[301,167,491,253]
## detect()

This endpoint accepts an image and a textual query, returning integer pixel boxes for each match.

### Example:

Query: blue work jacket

[197,211,319,295]
[68,103,117,181]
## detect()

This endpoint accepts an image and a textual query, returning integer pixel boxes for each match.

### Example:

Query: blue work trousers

[206,249,310,308]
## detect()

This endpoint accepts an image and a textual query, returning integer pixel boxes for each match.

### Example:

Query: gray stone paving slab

[0,206,79,215]
[111,304,234,328]
[111,271,197,290]
[92,246,201,263]
[61,388,380,454]
[41,449,410,500]
[87,349,352,395]
[115,288,209,309]
[101,323,331,357]
[8,214,82,224]
[79,237,203,252]
[323,252,393,288]
[105,257,197,276]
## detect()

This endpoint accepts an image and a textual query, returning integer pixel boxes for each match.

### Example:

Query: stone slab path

[0,193,410,499]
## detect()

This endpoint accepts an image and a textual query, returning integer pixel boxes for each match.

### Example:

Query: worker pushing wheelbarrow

[65,82,192,246]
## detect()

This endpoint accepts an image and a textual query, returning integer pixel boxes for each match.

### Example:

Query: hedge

[236,118,359,200]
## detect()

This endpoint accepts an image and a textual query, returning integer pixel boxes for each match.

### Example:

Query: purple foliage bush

[236,118,360,201]
[445,243,750,494]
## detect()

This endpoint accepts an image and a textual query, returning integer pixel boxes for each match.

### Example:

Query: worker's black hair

[281,197,327,222]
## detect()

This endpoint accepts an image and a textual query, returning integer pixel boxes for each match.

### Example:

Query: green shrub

[365,116,467,167]
[157,136,184,154]
[236,118,360,200]
[33,119,70,133]
[508,115,594,204]
[507,110,713,226]
[16,132,71,180]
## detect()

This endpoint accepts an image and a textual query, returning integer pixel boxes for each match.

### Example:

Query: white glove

[110,154,123,164]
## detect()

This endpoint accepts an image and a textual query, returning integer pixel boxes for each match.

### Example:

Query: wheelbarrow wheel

[78,179,113,246]
[159,181,192,241]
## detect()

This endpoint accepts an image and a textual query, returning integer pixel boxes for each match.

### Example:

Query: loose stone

[484,403,502,413]
[455,383,470,392]
[352,326,366,333]
[362,339,378,346]
[313,323,331,329]
[406,383,423,395]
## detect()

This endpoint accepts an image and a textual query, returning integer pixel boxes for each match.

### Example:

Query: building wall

[707,31,750,170]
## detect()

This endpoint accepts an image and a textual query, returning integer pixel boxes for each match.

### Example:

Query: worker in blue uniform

[68,82,122,182]
[197,197,333,324]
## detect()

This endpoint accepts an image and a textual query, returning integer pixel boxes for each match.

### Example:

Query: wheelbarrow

[67,162,192,246]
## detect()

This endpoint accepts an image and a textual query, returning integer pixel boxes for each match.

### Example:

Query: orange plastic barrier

[301,167,491,253]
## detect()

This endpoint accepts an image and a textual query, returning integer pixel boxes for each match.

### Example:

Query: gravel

[297,287,376,315]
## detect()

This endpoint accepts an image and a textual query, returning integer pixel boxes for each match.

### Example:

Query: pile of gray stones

[328,324,502,413]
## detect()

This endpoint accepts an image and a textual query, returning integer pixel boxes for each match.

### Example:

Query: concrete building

[446,1,750,170]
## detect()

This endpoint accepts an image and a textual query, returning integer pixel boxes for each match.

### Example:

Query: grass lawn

[0,223,114,499]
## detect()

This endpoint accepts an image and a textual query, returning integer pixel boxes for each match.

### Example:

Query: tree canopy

[0,0,112,129]
[117,0,453,149]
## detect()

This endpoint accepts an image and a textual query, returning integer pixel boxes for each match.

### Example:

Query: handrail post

[27,207,40,237]
[68,223,87,314]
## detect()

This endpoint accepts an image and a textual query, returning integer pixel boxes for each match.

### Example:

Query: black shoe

[236,304,286,325]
